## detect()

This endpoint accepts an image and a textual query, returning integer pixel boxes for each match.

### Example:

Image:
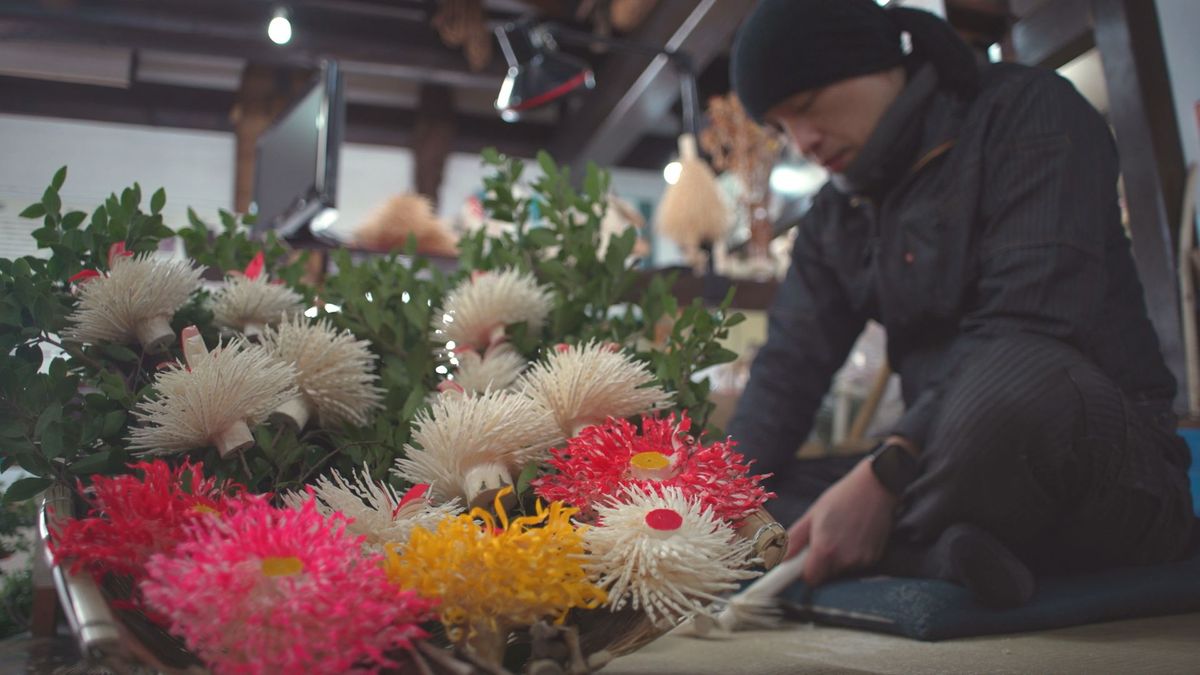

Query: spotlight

[663,161,682,185]
[268,8,292,45]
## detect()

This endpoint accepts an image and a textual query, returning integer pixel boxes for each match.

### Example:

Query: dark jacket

[728,62,1177,476]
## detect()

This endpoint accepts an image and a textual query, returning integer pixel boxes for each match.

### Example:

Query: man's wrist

[867,438,921,497]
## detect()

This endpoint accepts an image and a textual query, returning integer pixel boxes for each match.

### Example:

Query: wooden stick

[846,362,892,443]
[1178,165,1199,419]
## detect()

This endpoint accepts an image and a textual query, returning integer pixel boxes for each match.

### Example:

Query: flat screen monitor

[251,61,344,244]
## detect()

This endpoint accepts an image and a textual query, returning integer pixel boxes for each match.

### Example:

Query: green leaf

[34,404,62,437]
[70,451,113,475]
[41,186,61,215]
[3,477,54,503]
[100,343,140,363]
[61,210,86,230]
[39,426,64,460]
[150,188,166,215]
[515,462,539,496]
[51,166,67,191]
[18,203,45,219]
[101,411,126,437]
[399,386,427,422]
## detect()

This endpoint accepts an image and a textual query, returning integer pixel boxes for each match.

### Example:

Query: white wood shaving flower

[393,390,561,505]
[64,253,203,352]
[127,326,297,456]
[450,342,527,394]
[258,315,384,430]
[584,485,759,627]
[281,470,461,552]
[518,341,671,436]
[210,274,303,338]
[436,269,552,350]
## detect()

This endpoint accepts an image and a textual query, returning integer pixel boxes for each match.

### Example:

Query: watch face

[871,444,919,495]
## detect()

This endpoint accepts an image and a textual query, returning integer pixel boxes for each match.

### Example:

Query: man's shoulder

[973,62,1086,108]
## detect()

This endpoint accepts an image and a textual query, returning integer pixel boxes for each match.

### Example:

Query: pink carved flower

[532,413,773,525]
[141,497,434,675]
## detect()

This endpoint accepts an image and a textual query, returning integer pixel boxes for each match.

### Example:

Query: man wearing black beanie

[727,0,1194,608]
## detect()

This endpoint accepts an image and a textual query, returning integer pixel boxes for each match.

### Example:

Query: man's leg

[892,335,1193,580]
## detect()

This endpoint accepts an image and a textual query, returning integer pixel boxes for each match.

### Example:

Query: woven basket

[39,487,786,674]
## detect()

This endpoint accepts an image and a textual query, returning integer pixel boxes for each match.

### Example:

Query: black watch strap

[868,441,920,496]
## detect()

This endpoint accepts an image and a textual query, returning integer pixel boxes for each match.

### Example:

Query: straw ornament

[281,471,460,552]
[210,252,303,338]
[449,341,527,393]
[655,134,730,251]
[437,269,552,351]
[63,243,203,353]
[393,389,561,506]
[258,315,384,430]
[127,326,297,457]
[584,486,759,627]
[518,341,671,437]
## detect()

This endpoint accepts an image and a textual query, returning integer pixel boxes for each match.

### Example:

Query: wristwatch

[868,441,920,497]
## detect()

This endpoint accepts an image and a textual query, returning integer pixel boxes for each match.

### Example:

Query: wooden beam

[0,1,506,89]
[1092,0,1188,404]
[548,0,757,173]
[413,83,457,205]
[1009,0,1093,69]
[0,75,554,159]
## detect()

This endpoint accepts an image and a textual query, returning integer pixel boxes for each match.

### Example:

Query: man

[727,0,1194,607]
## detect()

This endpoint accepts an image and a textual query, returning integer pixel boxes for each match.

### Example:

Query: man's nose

[786,121,822,158]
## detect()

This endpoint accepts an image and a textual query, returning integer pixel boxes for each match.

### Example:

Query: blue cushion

[779,545,1200,641]
[1177,428,1200,516]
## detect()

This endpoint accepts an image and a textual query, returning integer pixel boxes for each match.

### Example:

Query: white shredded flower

[127,332,297,455]
[393,389,561,502]
[451,342,527,393]
[436,269,552,350]
[518,341,671,436]
[584,485,759,627]
[281,468,461,552]
[64,255,203,351]
[210,274,303,336]
[259,315,384,428]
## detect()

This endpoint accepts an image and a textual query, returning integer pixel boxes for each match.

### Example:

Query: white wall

[1156,0,1200,168]
[0,114,672,260]
[0,114,234,259]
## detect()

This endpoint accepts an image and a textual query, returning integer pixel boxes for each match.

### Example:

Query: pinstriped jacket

[727,62,1177,476]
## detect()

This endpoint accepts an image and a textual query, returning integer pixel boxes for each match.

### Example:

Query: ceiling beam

[0,0,508,89]
[0,75,552,159]
[1010,0,1093,68]
[547,0,757,174]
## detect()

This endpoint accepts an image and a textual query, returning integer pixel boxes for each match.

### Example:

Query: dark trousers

[766,335,1195,574]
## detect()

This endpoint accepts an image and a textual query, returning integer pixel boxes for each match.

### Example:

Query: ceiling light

[663,161,682,185]
[268,8,292,46]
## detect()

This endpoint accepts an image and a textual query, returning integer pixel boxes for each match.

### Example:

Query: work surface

[605,613,1200,674]
[4,613,1197,674]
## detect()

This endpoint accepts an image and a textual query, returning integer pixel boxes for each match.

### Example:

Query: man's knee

[928,334,1097,454]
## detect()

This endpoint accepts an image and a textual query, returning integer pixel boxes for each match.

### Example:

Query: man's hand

[784,457,899,587]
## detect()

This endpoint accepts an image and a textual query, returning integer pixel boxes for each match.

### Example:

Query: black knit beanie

[732,0,979,123]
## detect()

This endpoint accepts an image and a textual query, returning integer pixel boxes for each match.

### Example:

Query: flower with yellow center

[384,487,607,665]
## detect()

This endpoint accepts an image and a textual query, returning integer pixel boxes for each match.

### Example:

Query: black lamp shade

[494,22,595,118]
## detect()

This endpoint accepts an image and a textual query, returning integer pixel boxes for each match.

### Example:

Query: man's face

[763,67,906,174]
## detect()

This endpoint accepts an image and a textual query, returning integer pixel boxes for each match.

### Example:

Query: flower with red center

[52,459,243,587]
[583,486,758,627]
[141,497,435,675]
[532,413,773,525]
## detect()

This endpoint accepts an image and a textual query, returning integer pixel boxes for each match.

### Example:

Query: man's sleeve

[888,73,1115,450]
[727,210,865,477]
